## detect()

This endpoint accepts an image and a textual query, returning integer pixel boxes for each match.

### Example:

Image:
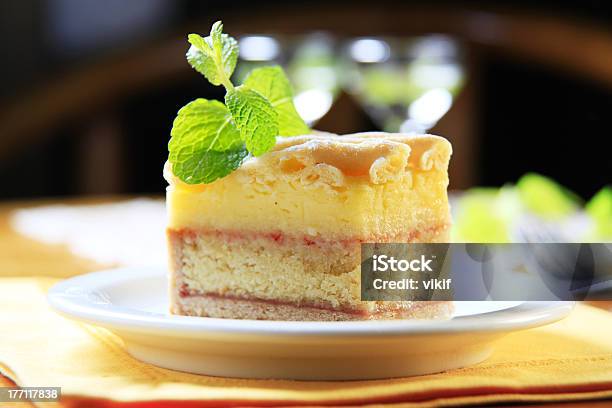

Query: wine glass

[341,35,465,133]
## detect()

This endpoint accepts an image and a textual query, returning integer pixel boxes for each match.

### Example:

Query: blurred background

[1,0,611,243]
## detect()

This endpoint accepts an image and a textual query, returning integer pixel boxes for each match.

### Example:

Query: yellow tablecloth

[1,277,612,407]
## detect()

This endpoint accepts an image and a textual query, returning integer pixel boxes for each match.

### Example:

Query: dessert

[165,132,453,320]
[165,22,453,321]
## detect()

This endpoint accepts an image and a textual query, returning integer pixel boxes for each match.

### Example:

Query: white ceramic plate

[48,267,573,380]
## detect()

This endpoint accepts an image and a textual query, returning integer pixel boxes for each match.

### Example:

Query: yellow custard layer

[165,132,452,239]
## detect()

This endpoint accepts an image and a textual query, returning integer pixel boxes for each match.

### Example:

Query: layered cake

[165,132,453,320]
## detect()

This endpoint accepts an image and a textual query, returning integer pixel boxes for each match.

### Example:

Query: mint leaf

[244,66,310,136]
[186,35,217,85]
[186,21,238,88]
[169,22,310,184]
[210,20,224,48]
[169,99,247,184]
[225,86,278,156]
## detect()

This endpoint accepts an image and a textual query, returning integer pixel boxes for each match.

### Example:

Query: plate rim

[47,266,574,338]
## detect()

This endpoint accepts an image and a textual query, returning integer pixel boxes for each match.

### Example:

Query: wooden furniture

[1,6,612,194]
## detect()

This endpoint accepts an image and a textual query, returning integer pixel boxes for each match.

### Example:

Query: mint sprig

[169,21,309,184]
[186,22,237,89]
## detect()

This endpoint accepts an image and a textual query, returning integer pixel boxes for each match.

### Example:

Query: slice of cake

[165,132,453,320]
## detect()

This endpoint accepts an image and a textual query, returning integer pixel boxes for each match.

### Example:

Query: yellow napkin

[1,277,612,408]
